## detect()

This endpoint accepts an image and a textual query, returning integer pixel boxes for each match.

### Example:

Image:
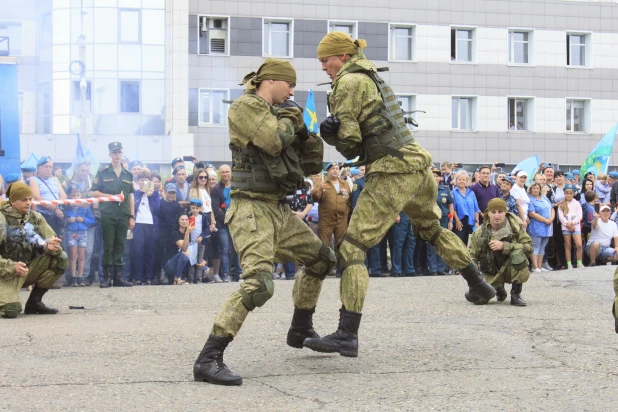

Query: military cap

[128,160,143,169]
[565,173,574,181]
[431,167,441,176]
[171,157,183,167]
[20,165,35,173]
[609,171,618,179]
[350,168,361,176]
[325,161,338,171]
[108,141,123,152]
[189,198,203,207]
[503,176,515,186]
[5,173,20,184]
[37,156,52,166]
[66,183,82,195]
[572,170,580,176]
[563,184,577,193]
[164,183,177,192]
[205,163,216,170]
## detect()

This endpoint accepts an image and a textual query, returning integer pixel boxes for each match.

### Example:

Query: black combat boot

[287,307,320,349]
[100,266,112,288]
[193,334,242,386]
[113,266,133,287]
[24,286,59,315]
[495,284,508,302]
[303,306,361,357]
[459,264,496,304]
[510,283,526,306]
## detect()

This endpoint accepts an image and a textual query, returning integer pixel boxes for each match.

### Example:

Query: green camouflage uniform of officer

[303,32,496,357]
[90,142,134,288]
[469,198,532,306]
[0,182,69,318]
[193,58,336,386]
[613,268,618,333]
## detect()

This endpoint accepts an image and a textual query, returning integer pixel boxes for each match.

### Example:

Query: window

[198,16,229,55]
[566,32,591,67]
[396,95,417,128]
[72,80,92,116]
[263,19,293,57]
[450,27,476,63]
[508,29,534,65]
[507,97,534,131]
[120,81,140,113]
[0,21,23,56]
[566,99,591,133]
[328,20,357,37]
[451,97,477,131]
[119,10,141,44]
[199,89,228,126]
[389,24,415,61]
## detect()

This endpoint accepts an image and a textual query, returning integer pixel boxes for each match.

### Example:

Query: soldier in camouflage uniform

[0,182,68,318]
[193,58,336,386]
[469,198,532,306]
[303,32,496,357]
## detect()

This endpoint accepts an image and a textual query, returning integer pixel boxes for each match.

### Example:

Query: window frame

[565,98,592,134]
[450,25,477,64]
[451,96,478,131]
[118,9,142,45]
[197,14,231,56]
[262,18,294,58]
[327,20,358,38]
[198,88,230,127]
[566,30,593,69]
[119,80,141,114]
[507,27,535,66]
[395,94,418,129]
[388,23,417,62]
[506,96,535,132]
[0,20,23,56]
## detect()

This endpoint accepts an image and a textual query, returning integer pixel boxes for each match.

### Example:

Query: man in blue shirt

[499,177,519,217]
[470,165,501,222]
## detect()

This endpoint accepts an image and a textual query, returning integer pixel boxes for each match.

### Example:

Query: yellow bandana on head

[7,182,33,203]
[240,58,297,91]
[317,32,368,59]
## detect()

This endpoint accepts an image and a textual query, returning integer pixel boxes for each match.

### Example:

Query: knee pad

[305,243,336,280]
[337,235,368,271]
[2,302,22,319]
[239,271,274,311]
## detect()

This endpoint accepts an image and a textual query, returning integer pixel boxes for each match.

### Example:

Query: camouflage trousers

[0,252,69,317]
[613,268,618,320]
[340,170,472,312]
[211,198,331,338]
[481,263,530,288]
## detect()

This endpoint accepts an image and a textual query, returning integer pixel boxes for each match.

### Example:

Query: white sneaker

[272,272,279,280]
[542,262,553,271]
[213,274,223,283]
[540,267,549,272]
[534,268,542,273]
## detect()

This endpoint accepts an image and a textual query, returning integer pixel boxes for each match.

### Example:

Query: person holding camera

[131,168,160,285]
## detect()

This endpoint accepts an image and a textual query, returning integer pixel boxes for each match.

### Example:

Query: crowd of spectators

[2,154,618,288]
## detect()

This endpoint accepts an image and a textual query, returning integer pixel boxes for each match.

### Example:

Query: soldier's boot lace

[510,283,527,306]
[287,306,320,349]
[24,286,58,315]
[193,334,242,386]
[303,306,361,358]
[459,264,496,305]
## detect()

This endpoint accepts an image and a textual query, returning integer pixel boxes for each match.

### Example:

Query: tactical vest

[230,143,304,194]
[330,64,415,165]
[0,211,43,265]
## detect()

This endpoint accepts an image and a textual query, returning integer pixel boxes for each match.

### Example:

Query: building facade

[3,0,618,171]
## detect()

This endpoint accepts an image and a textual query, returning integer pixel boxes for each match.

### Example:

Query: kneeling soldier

[469,198,532,306]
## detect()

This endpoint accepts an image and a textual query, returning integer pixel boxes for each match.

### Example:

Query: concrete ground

[2,266,618,411]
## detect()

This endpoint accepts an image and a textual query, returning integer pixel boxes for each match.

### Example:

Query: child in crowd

[187,198,211,284]
[582,191,598,266]
[65,184,95,286]
[558,184,583,269]
[595,173,611,205]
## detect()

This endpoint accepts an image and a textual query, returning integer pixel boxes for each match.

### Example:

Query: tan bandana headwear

[317,31,367,59]
[240,58,297,91]
[7,182,33,203]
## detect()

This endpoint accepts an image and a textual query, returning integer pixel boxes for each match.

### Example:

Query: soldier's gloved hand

[277,107,304,133]
[297,124,310,141]
[278,99,304,112]
[320,115,340,138]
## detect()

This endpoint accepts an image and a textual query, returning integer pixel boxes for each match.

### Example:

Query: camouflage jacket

[0,202,62,281]
[469,213,533,276]
[329,52,433,175]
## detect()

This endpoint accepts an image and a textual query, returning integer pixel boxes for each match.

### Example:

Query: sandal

[174,278,188,285]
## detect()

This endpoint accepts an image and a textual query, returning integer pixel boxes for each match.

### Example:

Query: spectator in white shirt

[585,205,618,265]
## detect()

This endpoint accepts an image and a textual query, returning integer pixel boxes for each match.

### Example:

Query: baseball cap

[600,205,611,212]
[164,183,177,192]
[516,170,528,178]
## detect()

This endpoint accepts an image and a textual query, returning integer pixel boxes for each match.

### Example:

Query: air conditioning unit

[199,17,228,54]
[209,29,226,54]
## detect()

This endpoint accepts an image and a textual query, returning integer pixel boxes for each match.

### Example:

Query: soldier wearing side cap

[192,58,335,386]
[302,32,496,357]
[0,182,69,318]
[90,142,134,288]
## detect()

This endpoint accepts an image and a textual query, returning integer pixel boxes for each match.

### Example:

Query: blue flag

[21,153,39,170]
[580,122,618,177]
[65,134,85,177]
[512,155,540,185]
[303,89,319,134]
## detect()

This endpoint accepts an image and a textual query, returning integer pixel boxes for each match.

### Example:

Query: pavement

[2,266,618,411]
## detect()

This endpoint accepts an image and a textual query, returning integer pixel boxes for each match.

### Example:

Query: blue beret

[205,163,216,169]
[171,157,183,167]
[5,173,20,184]
[21,166,35,173]
[128,160,143,169]
[564,184,577,192]
[325,161,338,171]
[503,176,515,186]
[189,198,203,207]
[66,183,82,195]
[350,168,361,176]
[173,165,185,175]
[565,173,574,180]
[37,157,52,166]
[572,170,580,175]
[609,172,618,179]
